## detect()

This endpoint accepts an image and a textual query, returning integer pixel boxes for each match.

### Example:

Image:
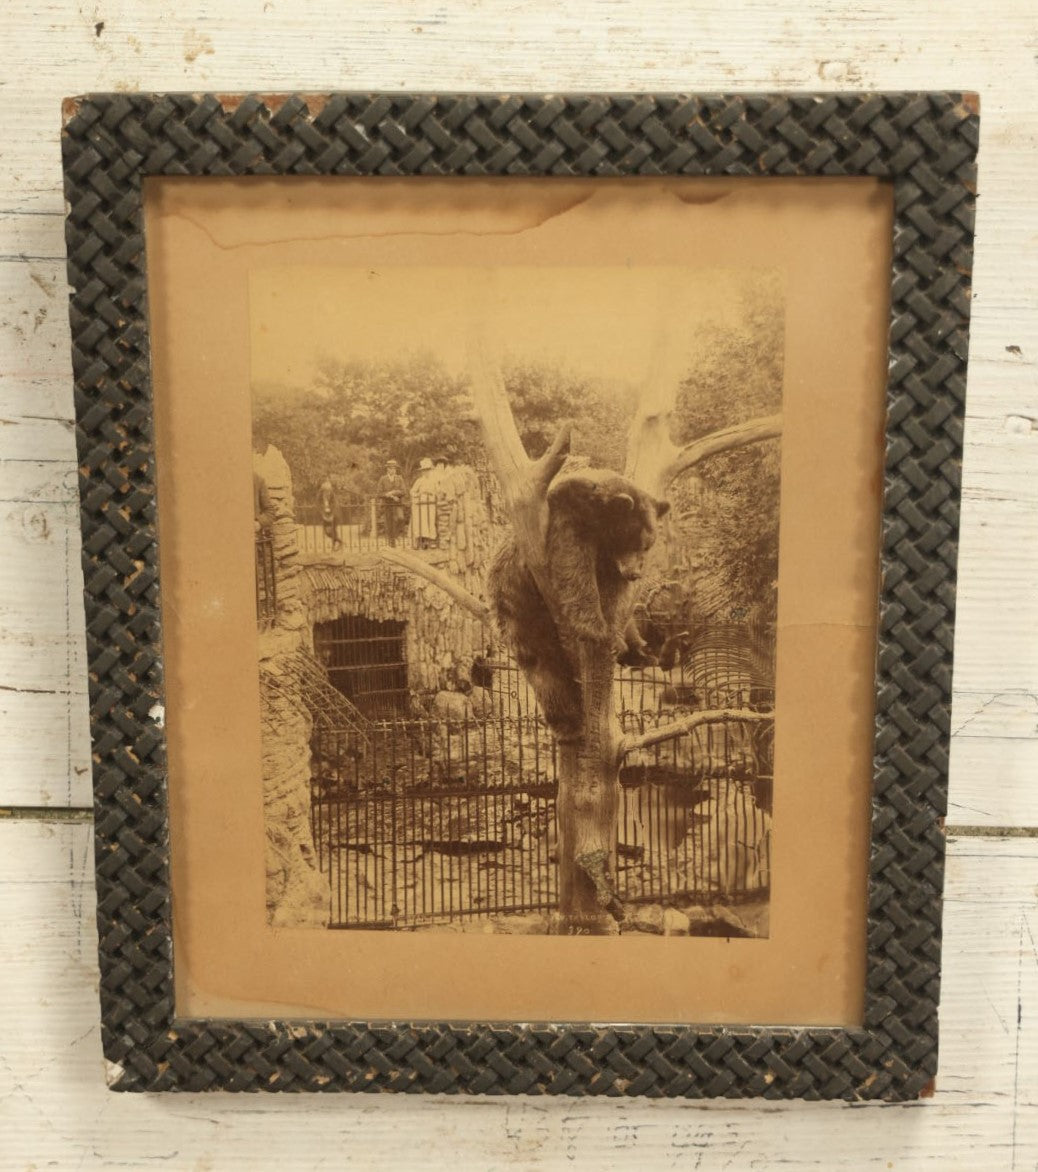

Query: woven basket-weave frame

[62,91,978,1098]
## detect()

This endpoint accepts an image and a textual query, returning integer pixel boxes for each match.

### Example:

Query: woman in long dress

[317,477,341,550]
[409,457,439,548]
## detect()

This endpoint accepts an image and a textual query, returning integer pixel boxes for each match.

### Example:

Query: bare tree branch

[532,421,573,494]
[619,708,772,757]
[466,338,531,505]
[623,309,782,497]
[623,329,689,493]
[466,347,575,616]
[662,414,783,486]
[375,548,492,623]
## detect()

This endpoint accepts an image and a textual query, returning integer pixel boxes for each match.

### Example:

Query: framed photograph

[63,92,978,1097]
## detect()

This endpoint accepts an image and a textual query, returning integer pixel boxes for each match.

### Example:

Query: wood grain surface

[1,0,1035,1166]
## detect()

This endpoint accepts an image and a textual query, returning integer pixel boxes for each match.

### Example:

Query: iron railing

[311,773,559,928]
[313,612,411,718]
[255,531,277,629]
[293,608,777,927]
[617,712,773,908]
[296,492,441,555]
[309,708,772,929]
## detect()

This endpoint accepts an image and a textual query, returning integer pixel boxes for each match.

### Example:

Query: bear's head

[608,488,670,580]
[548,470,670,581]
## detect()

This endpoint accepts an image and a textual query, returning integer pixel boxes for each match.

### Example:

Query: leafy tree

[253,353,638,506]
[253,355,483,503]
[502,360,632,471]
[308,353,482,482]
[669,283,784,624]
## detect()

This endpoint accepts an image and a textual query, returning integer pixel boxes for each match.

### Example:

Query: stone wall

[255,447,326,925]
[425,463,501,574]
[302,461,505,696]
[305,562,490,695]
[255,447,505,924]
[258,630,329,928]
[254,444,306,629]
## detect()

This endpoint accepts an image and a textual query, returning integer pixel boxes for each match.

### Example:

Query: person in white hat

[410,456,438,549]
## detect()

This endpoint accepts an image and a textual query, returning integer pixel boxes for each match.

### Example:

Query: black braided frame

[62,92,978,1098]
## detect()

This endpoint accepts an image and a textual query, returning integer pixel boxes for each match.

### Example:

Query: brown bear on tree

[488,467,670,740]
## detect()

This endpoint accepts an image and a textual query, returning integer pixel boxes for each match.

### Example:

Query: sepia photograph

[251,261,783,939]
[149,171,889,1024]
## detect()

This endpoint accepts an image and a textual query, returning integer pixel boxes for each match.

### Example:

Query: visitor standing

[410,457,438,548]
[317,477,341,550]
[375,458,407,546]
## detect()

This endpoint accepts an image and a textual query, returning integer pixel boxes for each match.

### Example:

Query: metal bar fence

[308,707,772,929]
[313,612,410,718]
[616,712,773,908]
[296,492,441,555]
[310,717,559,929]
[255,531,277,629]
[302,616,775,927]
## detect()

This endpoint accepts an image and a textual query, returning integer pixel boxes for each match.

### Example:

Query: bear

[487,468,670,740]
[616,602,692,670]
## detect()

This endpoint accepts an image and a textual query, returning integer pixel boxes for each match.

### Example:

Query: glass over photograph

[250,262,783,939]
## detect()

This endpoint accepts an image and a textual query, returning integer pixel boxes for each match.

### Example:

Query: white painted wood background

[1,2,1035,1167]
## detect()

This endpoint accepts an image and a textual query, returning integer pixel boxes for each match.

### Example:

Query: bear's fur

[487,469,670,739]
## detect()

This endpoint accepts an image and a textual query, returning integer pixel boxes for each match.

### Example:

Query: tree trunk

[464,349,782,937]
[554,638,622,935]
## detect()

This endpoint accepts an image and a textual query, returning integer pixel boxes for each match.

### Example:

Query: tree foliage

[669,282,784,623]
[253,353,634,503]
[253,354,481,503]
[502,360,631,471]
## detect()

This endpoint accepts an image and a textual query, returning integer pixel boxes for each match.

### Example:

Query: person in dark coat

[375,458,406,546]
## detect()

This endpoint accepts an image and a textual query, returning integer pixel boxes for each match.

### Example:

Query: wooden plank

[0,500,83,691]
[0,818,1034,1167]
[954,495,1038,697]
[950,692,1038,825]
[0,3,1031,217]
[0,687,90,807]
[0,257,73,378]
[0,211,68,262]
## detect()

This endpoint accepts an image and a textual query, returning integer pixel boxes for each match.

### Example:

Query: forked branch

[466,340,530,503]
[467,339,571,508]
[466,339,571,585]
[624,326,782,496]
[623,327,693,493]
[627,395,783,497]
[532,421,573,494]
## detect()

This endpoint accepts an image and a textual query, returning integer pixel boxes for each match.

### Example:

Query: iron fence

[296,492,441,555]
[311,776,559,928]
[313,612,410,718]
[255,531,277,629]
[308,707,771,929]
[297,612,776,927]
[617,713,773,908]
[312,713,557,799]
